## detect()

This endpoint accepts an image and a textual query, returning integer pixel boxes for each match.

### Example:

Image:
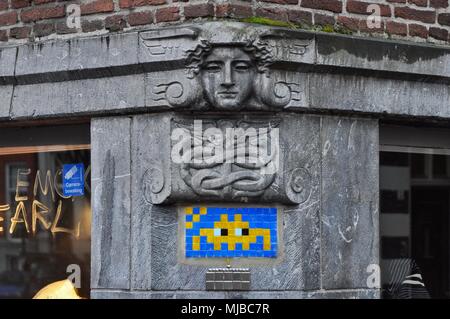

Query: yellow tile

[214,242,221,250]
[186,222,193,229]
[185,207,193,215]
[220,214,228,222]
[243,242,250,250]
[193,236,200,244]
[234,214,242,222]
[263,243,271,251]
[228,242,235,251]
[252,229,263,236]
[193,214,200,222]
[193,242,200,251]
[200,207,207,215]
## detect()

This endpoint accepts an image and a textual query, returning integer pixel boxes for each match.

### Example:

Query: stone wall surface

[0,0,449,45]
[90,113,380,298]
[0,21,443,299]
[0,22,449,122]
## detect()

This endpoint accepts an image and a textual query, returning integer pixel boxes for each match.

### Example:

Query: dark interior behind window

[0,124,90,299]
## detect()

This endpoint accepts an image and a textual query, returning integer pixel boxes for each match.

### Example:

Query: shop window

[380,124,450,299]
[0,124,90,299]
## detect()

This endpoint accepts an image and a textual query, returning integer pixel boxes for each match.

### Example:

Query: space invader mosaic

[185,207,277,258]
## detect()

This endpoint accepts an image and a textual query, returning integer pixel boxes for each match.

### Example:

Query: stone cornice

[0,21,449,120]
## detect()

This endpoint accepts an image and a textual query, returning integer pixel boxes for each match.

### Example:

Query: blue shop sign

[63,163,85,197]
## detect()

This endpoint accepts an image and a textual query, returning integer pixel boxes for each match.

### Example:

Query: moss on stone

[240,17,297,29]
[321,25,335,33]
[239,16,353,36]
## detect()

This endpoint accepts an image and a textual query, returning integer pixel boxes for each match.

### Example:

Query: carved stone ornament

[172,118,280,200]
[141,23,312,111]
[136,23,316,205]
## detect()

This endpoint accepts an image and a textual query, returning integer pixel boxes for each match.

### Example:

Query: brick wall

[0,0,449,45]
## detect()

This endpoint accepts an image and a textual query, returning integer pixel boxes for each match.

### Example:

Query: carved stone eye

[204,62,222,72]
[234,61,251,72]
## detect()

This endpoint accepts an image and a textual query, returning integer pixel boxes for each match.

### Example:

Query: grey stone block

[131,113,172,290]
[0,85,13,119]
[91,290,228,299]
[0,47,16,80]
[308,289,380,299]
[320,116,379,290]
[15,32,139,82]
[11,81,70,119]
[69,74,146,114]
[316,33,450,78]
[68,32,139,73]
[90,289,380,299]
[309,72,450,118]
[16,41,71,80]
[10,74,146,119]
[91,117,131,289]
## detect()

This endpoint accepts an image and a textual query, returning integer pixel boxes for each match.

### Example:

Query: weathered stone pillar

[90,22,380,298]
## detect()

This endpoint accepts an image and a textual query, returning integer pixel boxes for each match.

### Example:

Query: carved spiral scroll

[142,166,165,204]
[286,167,312,205]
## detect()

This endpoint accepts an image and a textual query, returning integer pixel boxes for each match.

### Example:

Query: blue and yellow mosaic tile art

[185,207,277,258]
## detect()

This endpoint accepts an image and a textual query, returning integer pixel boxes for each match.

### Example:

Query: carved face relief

[200,47,256,111]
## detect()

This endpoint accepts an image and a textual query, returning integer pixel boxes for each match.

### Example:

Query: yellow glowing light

[33,279,82,299]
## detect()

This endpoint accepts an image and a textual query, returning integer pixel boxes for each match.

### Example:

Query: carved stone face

[200,47,256,110]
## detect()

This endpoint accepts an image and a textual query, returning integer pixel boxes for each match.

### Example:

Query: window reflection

[0,125,90,299]
[381,151,450,299]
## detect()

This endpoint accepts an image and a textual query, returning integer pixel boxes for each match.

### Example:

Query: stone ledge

[90,289,380,299]
[0,22,448,85]
[0,22,449,121]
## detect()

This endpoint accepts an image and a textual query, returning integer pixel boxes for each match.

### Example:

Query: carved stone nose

[222,64,234,87]
[221,81,234,88]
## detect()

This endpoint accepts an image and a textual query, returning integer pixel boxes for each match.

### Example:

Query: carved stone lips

[218,92,238,97]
